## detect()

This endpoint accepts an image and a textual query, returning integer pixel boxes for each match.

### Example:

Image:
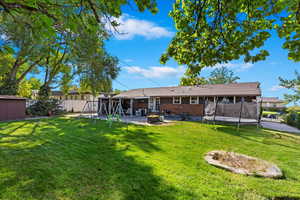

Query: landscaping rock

[204,150,283,178]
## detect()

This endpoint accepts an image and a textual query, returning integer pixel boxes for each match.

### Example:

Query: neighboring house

[100,82,261,117]
[260,97,286,110]
[50,90,99,101]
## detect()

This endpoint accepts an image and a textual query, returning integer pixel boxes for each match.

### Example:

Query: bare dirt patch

[205,150,283,178]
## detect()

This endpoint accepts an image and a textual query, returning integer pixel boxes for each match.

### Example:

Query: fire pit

[204,150,283,178]
[147,115,162,124]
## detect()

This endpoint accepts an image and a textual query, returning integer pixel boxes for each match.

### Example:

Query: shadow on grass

[0,117,197,200]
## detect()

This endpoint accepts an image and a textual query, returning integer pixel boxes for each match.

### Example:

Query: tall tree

[78,51,119,97]
[208,67,240,84]
[279,71,300,104]
[38,50,71,100]
[161,0,300,75]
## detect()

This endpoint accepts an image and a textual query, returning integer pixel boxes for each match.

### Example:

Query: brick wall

[160,97,172,104]
[160,104,204,116]
[132,99,148,108]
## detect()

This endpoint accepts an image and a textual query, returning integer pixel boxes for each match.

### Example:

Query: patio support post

[130,99,133,116]
[153,97,156,112]
[118,98,122,115]
[202,97,205,118]
[108,97,112,115]
[233,96,236,104]
[213,97,219,123]
[238,97,244,130]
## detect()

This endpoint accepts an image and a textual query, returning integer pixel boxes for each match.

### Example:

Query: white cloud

[213,62,254,72]
[124,66,185,78]
[109,15,174,40]
[270,85,284,91]
[124,59,133,63]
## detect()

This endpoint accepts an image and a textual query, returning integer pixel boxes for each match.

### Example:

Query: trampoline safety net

[204,100,259,124]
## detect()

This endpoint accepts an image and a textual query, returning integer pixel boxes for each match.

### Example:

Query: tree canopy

[18,77,41,98]
[161,0,300,75]
[0,1,157,37]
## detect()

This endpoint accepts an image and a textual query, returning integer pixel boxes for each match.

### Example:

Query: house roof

[0,95,26,100]
[113,82,261,99]
[260,97,285,103]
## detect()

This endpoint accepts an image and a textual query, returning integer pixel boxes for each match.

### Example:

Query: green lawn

[0,117,299,200]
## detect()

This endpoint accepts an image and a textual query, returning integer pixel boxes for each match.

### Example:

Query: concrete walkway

[261,121,300,134]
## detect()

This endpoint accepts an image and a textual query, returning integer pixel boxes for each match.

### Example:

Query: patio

[79,114,174,126]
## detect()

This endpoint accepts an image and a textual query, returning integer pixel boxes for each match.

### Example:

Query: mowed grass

[0,117,300,200]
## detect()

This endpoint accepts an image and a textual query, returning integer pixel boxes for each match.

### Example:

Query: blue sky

[106,1,298,99]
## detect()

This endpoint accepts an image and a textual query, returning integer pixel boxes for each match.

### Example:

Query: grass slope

[0,117,299,200]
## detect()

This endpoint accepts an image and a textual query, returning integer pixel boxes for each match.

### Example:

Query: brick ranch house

[99,82,261,118]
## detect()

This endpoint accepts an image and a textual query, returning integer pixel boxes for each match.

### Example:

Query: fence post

[130,99,133,116]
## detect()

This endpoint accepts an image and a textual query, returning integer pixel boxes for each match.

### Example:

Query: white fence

[61,100,87,112]
[26,100,98,113]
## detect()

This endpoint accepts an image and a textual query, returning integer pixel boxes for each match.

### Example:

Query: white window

[190,96,198,104]
[155,97,160,111]
[149,97,154,110]
[173,97,181,104]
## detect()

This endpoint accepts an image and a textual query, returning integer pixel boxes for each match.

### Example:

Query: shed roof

[0,95,26,100]
[113,82,261,99]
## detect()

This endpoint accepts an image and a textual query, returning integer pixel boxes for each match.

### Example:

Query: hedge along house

[99,82,262,121]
